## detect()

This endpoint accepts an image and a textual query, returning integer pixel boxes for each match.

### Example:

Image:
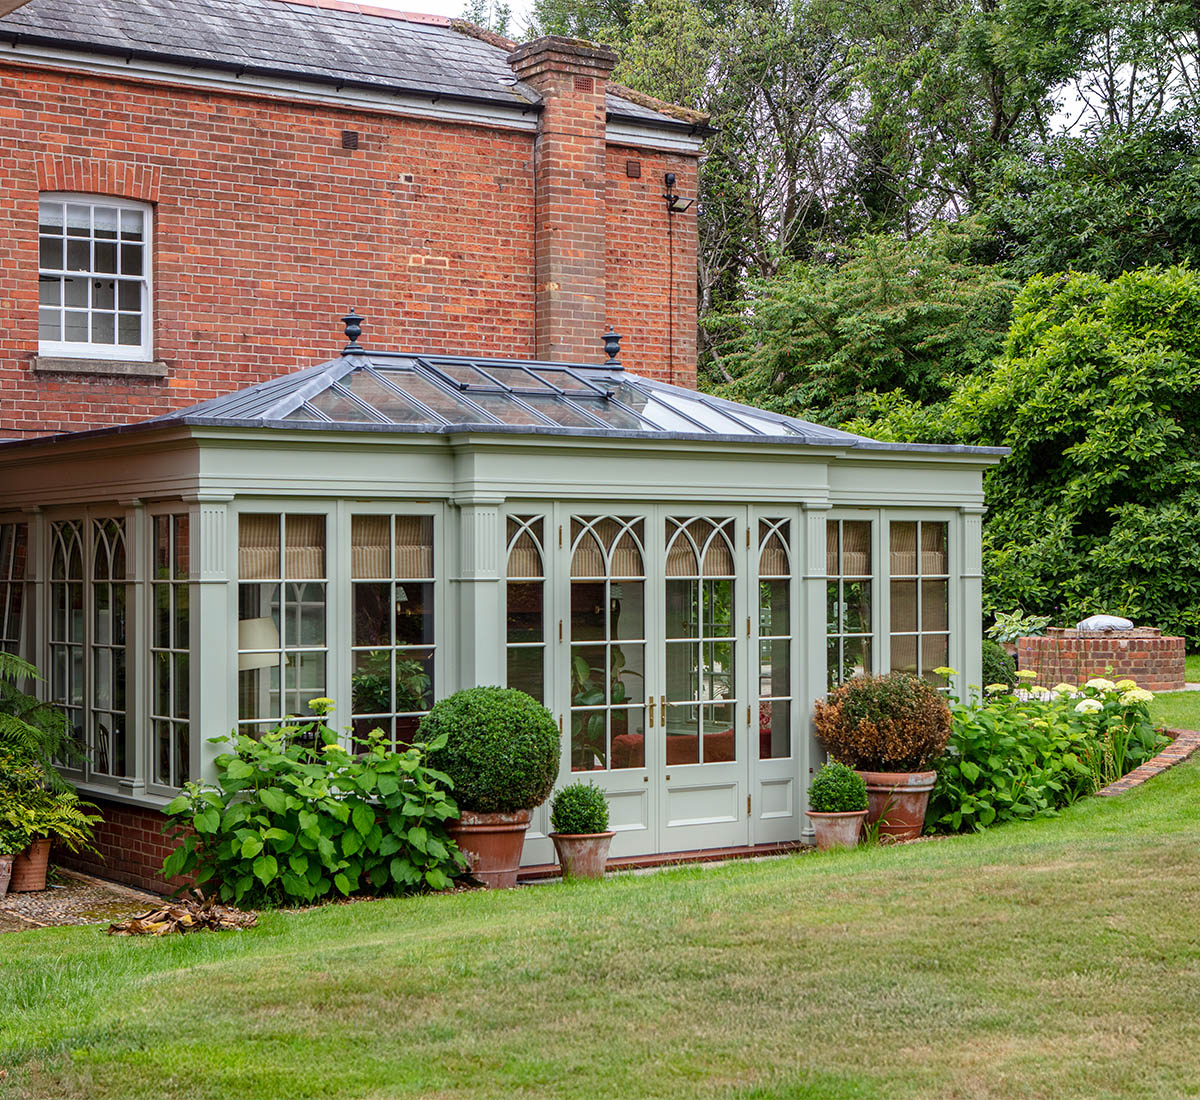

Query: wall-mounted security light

[664,172,694,214]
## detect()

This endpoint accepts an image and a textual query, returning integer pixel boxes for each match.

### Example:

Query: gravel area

[0,868,163,933]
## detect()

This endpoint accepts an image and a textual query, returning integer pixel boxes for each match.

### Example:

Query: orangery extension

[0,320,1004,885]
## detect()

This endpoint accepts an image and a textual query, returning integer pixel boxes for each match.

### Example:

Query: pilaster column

[453,494,506,691]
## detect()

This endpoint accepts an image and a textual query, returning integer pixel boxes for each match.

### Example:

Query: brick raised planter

[1017,627,1186,692]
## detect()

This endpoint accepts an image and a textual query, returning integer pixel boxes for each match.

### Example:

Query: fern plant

[0,652,81,787]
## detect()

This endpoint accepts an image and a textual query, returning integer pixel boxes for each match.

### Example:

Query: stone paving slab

[0,868,162,933]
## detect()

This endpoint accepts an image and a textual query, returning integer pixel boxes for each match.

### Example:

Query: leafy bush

[422,687,560,814]
[813,672,952,771]
[981,638,1016,692]
[851,265,1200,643]
[0,748,100,854]
[0,653,80,788]
[162,711,464,907]
[549,781,610,834]
[807,762,868,813]
[986,609,1051,644]
[929,680,1168,832]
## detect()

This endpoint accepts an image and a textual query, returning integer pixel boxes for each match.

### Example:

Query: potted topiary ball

[813,672,951,841]
[804,762,868,851]
[421,686,560,889]
[548,781,614,880]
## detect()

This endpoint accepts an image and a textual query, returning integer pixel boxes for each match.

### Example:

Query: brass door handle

[647,695,654,728]
[660,695,666,726]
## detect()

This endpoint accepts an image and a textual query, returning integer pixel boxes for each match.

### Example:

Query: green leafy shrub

[162,711,465,906]
[549,782,610,834]
[807,762,868,813]
[986,609,1051,645]
[0,653,80,788]
[981,638,1016,692]
[813,672,952,771]
[0,747,101,854]
[929,680,1168,832]
[422,687,560,814]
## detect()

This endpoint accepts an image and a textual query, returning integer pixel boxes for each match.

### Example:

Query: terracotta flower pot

[9,837,51,893]
[446,809,532,889]
[0,854,12,899]
[550,831,615,880]
[857,770,936,841]
[804,810,867,851]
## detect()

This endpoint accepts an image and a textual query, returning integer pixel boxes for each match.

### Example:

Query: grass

[4,762,1200,1100]
[1147,653,1200,731]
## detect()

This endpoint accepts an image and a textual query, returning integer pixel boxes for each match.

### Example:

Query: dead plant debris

[106,892,257,936]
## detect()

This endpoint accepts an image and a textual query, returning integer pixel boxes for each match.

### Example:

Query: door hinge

[746,703,751,726]
[559,618,563,642]
[747,794,751,818]
[558,714,563,733]
[746,527,751,548]
[746,615,751,638]
[558,524,563,548]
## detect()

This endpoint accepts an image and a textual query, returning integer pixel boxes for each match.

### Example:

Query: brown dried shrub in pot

[813,672,951,771]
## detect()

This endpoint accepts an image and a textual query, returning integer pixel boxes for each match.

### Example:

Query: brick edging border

[1096,728,1200,796]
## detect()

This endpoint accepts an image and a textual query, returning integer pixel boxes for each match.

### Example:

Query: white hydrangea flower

[1075,699,1104,714]
[985,683,1009,694]
[1052,683,1076,695]
[1114,679,1138,692]
[1084,678,1116,692]
[1120,688,1154,705]
[1015,669,1038,680]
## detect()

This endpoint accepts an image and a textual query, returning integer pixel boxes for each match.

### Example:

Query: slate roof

[0,0,694,128]
[137,348,1007,457]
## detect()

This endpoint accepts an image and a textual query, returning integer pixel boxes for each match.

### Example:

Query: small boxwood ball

[549,781,610,834]
[807,761,868,814]
[421,687,561,814]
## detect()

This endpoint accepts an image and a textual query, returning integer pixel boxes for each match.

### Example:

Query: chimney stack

[508,37,617,364]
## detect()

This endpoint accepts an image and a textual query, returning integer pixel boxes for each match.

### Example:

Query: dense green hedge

[422,687,560,814]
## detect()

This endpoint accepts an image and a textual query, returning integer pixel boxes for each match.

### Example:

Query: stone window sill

[31,356,168,379]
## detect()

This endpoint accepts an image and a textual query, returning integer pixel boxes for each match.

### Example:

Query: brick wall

[56,795,179,895]
[0,58,698,438]
[1017,628,1187,693]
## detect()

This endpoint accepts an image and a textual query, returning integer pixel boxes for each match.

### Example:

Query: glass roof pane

[530,368,603,393]
[737,412,797,436]
[573,399,650,431]
[474,364,555,391]
[308,387,384,423]
[282,405,321,421]
[606,383,707,433]
[656,393,755,434]
[387,372,498,422]
[465,392,553,426]
[341,369,442,424]
[425,360,497,387]
[519,394,607,428]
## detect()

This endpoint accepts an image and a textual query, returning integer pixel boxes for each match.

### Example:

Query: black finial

[342,307,364,354]
[602,326,622,367]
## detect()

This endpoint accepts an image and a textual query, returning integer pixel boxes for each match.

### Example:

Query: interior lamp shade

[238,616,280,671]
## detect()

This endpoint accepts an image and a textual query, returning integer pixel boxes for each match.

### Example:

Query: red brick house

[0,0,706,439]
[0,0,1000,893]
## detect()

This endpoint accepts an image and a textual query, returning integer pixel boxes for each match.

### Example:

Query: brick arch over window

[35,156,161,204]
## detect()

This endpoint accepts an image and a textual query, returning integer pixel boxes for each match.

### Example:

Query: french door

[556,505,791,856]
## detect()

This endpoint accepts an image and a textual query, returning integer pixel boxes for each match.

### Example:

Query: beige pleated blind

[665,534,698,578]
[610,524,644,578]
[571,518,644,578]
[506,519,543,579]
[889,521,918,576]
[395,515,434,579]
[285,515,325,579]
[826,521,839,577]
[922,522,949,575]
[239,514,280,580]
[842,521,871,577]
[759,521,789,577]
[351,515,390,580]
[703,531,734,577]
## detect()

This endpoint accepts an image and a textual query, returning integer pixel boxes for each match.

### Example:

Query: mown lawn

[4,760,1200,1100]
[1150,688,1200,732]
